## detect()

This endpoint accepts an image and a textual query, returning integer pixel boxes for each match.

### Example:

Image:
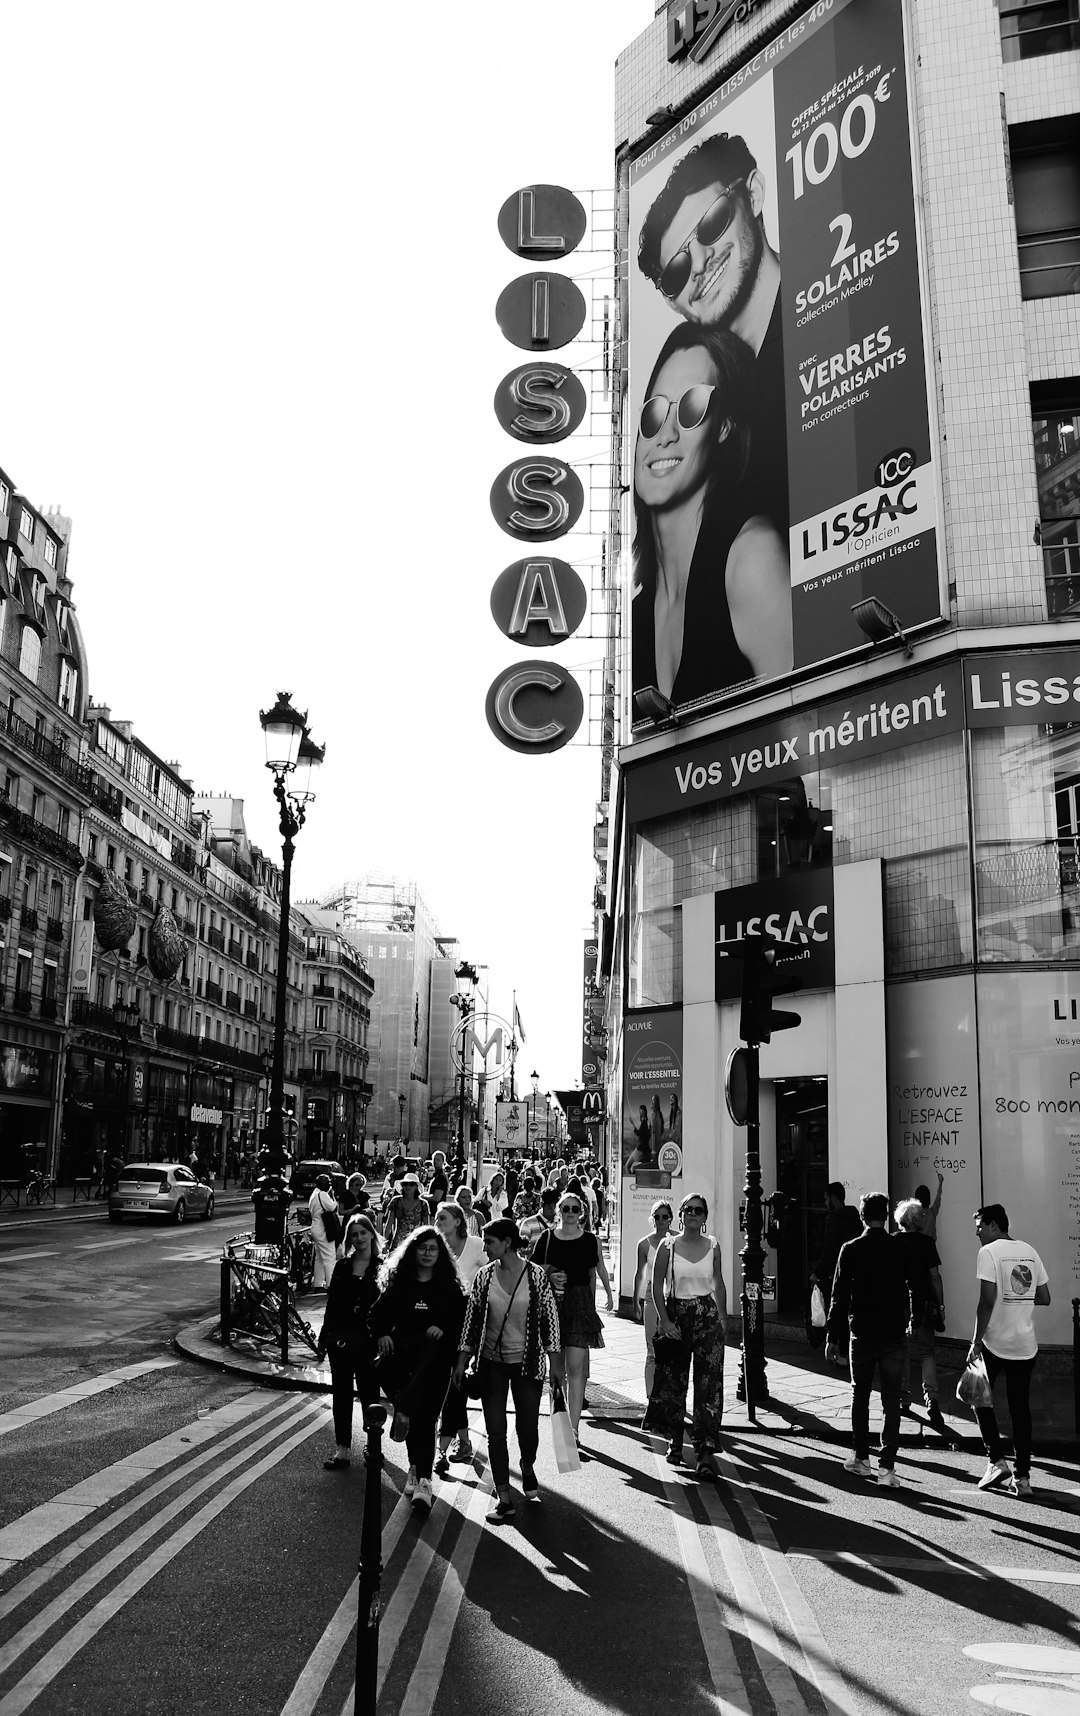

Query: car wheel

[108,1210,123,1224]
[203,1193,214,1221]
[174,1199,187,1225]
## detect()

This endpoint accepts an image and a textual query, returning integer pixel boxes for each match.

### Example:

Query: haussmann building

[601,0,1080,1356]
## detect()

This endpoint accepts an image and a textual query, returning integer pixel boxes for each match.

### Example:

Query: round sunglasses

[659,181,745,301]
[639,384,716,441]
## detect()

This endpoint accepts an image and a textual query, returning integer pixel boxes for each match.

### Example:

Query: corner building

[605,0,1080,1351]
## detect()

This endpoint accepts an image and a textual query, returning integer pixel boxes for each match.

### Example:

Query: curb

[174,1314,332,1395]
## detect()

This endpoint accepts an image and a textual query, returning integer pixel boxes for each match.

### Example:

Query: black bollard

[354,1403,387,1716]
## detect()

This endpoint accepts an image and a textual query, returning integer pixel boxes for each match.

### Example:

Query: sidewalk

[176,1297,1079,1455]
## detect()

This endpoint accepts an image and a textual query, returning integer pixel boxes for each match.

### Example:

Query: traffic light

[739,938,802,1045]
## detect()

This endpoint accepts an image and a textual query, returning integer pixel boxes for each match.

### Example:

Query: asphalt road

[2,1208,1079,1715]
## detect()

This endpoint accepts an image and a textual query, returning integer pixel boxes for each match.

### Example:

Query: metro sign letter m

[464,1024,504,1068]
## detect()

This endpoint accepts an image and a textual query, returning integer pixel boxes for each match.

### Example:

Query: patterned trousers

[642,1294,724,1454]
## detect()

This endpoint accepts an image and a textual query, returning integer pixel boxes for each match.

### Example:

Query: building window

[314,1003,328,1032]
[5,547,18,592]
[106,844,116,871]
[58,659,78,715]
[312,1048,327,1074]
[42,960,57,1002]
[18,626,41,684]
[999,0,1080,60]
[1010,115,1080,301]
[18,508,34,545]
[56,806,70,841]
[43,536,57,568]
[49,878,63,920]
[3,770,17,804]
[0,481,8,515]
[124,857,133,883]
[14,950,32,1001]
[1034,381,1080,615]
[30,790,44,825]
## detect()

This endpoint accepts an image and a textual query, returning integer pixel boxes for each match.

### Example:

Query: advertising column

[619,1010,684,1299]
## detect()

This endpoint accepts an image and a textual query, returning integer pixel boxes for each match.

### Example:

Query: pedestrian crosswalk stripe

[0,1400,324,1713]
[0,1358,177,1439]
[0,1250,59,1264]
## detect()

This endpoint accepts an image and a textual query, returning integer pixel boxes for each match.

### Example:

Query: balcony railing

[0,897,11,921]
[45,915,63,941]
[139,891,156,913]
[41,997,58,1019]
[21,907,38,932]
[12,992,33,1014]
[205,980,223,1004]
[225,991,241,1013]
[245,949,260,971]
[227,939,244,960]
[206,926,225,952]
[0,706,94,794]
[313,983,335,999]
[243,998,259,1019]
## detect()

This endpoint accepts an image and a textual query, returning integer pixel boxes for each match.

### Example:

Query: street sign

[725,1048,751,1126]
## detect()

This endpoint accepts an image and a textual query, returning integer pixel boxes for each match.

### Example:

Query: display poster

[582,937,600,1085]
[622,1009,683,1177]
[627,0,940,709]
[619,1178,679,1302]
[977,971,1080,1347]
[495,1099,529,1152]
[885,976,981,1338]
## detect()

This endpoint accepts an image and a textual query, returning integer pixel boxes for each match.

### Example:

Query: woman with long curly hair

[369,1224,467,1515]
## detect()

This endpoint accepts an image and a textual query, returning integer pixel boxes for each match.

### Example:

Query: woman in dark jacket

[316,1212,382,1471]
[369,1225,467,1516]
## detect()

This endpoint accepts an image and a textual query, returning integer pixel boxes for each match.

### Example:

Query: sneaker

[665,1442,684,1464]
[403,1464,418,1497]
[522,1467,540,1502]
[412,1478,432,1515]
[844,1457,875,1478]
[877,1468,901,1488]
[977,1458,1012,1491]
[1009,1476,1033,1498]
[323,1453,350,1471]
[450,1434,473,1461]
[487,1496,516,1523]
[434,1452,450,1479]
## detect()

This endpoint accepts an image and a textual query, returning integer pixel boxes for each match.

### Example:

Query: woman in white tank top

[634,1200,674,1398]
[642,1192,727,1475]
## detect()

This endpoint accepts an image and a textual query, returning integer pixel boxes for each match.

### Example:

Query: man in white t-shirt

[967,1203,1050,1497]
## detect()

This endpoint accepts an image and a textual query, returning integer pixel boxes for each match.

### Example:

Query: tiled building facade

[603,0,1080,1345]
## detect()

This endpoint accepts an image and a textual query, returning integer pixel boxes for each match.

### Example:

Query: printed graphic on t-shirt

[1004,1263,1034,1300]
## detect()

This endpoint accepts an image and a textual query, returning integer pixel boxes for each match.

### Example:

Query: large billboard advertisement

[627,0,940,711]
[622,1009,683,1177]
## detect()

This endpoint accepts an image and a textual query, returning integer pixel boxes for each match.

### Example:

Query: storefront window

[628,731,970,1005]
[973,722,1080,962]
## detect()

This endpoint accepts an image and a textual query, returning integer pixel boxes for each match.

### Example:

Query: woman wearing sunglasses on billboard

[632,323,791,708]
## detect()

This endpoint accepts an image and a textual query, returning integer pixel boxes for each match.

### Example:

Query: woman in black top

[533,1192,614,1441]
[370,1225,467,1516]
[316,1212,382,1471]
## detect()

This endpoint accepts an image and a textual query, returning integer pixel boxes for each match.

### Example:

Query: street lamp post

[257,692,324,1245]
[450,962,478,1176]
[398,1091,407,1145]
[530,1070,539,1157]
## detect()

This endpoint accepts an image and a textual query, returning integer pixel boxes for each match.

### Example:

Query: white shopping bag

[550,1380,581,1475]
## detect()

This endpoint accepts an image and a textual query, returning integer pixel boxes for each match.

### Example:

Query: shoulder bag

[465,1265,527,1397]
[651,1241,686,1364]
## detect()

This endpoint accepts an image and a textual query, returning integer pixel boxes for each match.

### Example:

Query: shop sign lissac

[628,0,942,718]
[487,185,589,754]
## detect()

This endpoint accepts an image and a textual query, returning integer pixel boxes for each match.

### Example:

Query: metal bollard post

[220,1258,232,1345]
[354,1403,387,1716]
[279,1275,289,1367]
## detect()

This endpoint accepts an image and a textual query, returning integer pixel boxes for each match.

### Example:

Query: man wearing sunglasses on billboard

[637,133,786,537]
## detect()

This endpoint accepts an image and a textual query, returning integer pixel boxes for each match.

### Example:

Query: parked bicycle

[26,1169,56,1205]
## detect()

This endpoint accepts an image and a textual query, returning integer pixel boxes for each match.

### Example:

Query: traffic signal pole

[740,1037,767,1421]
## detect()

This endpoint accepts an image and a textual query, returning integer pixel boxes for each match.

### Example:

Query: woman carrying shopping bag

[453,1218,563,1524]
[642,1192,727,1477]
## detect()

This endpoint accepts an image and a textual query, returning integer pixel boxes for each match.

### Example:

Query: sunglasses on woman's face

[659,182,745,300]
[639,384,716,441]
[562,1203,582,1214]
[683,1205,706,1217]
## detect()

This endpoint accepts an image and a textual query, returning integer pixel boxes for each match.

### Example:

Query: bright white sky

[1,1,654,1100]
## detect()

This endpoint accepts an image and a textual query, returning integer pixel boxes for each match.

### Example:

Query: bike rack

[219,1232,319,1366]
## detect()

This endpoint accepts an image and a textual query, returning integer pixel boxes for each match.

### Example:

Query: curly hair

[637,132,758,287]
[377,1224,468,1300]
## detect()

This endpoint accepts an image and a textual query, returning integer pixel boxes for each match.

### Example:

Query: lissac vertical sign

[485,184,589,755]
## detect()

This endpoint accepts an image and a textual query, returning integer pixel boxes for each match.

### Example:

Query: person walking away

[634,1200,675,1398]
[893,1196,948,1437]
[317,1214,382,1470]
[642,1194,727,1476]
[810,1182,862,1313]
[370,1225,467,1516]
[532,1192,614,1446]
[433,1201,486,1472]
[382,1172,430,1254]
[308,1174,340,1291]
[825,1192,914,1488]
[967,1204,1050,1496]
[453,1218,563,1522]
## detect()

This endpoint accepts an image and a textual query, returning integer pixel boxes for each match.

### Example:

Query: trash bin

[251,1174,290,1247]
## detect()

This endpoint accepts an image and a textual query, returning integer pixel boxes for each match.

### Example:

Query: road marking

[969,1688,1080,1711]
[160,1247,221,1262]
[0,1400,324,1711]
[789,1550,1080,1586]
[0,1358,177,1439]
[715,1448,860,1716]
[0,1250,59,1264]
[0,1389,273,1584]
[965,1647,1080,1675]
[73,1238,146,1251]
[396,1459,494,1716]
[648,1438,757,1715]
